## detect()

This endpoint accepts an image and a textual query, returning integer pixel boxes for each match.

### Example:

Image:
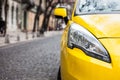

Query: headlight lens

[68,23,111,63]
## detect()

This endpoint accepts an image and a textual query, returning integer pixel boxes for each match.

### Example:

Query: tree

[32,0,42,33]
[39,0,61,34]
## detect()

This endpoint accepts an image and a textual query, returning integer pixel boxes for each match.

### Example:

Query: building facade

[0,0,39,32]
[0,0,19,31]
[0,0,76,33]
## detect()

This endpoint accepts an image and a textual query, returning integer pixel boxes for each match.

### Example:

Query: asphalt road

[0,34,61,80]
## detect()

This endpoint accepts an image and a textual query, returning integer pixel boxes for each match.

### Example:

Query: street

[0,34,61,80]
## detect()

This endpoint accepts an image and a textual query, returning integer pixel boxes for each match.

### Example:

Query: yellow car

[54,0,120,80]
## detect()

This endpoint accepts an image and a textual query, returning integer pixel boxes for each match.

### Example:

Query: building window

[16,7,18,24]
[11,5,14,24]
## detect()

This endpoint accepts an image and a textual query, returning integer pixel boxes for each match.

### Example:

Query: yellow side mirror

[54,7,67,18]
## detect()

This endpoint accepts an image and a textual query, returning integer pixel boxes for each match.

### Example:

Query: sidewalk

[0,31,63,47]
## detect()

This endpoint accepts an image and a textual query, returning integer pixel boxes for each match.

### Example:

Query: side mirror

[54,7,69,24]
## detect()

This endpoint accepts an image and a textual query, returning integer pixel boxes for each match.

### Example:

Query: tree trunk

[45,15,51,30]
[39,12,47,34]
[39,0,61,35]
[40,6,56,34]
[32,0,42,33]
[32,15,37,32]
[45,8,54,31]
[33,14,40,33]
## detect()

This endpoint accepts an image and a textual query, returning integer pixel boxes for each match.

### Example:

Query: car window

[75,0,120,15]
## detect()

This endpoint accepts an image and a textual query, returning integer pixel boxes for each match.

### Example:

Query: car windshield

[75,0,120,15]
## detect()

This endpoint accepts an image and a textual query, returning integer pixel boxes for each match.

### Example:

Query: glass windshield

[75,0,120,15]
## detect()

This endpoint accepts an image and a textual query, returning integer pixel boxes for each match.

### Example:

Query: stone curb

[0,31,63,47]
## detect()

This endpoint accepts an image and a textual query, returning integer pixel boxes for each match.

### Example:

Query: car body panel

[61,27,120,80]
[58,0,120,80]
[72,14,120,38]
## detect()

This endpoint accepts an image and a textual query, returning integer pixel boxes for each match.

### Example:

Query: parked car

[54,0,120,80]
[56,24,63,31]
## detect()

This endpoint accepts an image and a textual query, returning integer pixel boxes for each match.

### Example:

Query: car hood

[72,14,120,38]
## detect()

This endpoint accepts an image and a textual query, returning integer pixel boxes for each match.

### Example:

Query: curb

[0,31,63,47]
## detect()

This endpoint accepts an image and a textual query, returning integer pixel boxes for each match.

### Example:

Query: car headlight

[68,23,111,63]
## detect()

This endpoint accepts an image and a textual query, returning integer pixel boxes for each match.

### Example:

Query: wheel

[57,67,61,80]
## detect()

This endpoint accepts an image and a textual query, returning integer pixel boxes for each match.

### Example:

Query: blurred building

[0,0,19,31]
[0,0,76,33]
[0,0,40,32]
[11,0,37,31]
